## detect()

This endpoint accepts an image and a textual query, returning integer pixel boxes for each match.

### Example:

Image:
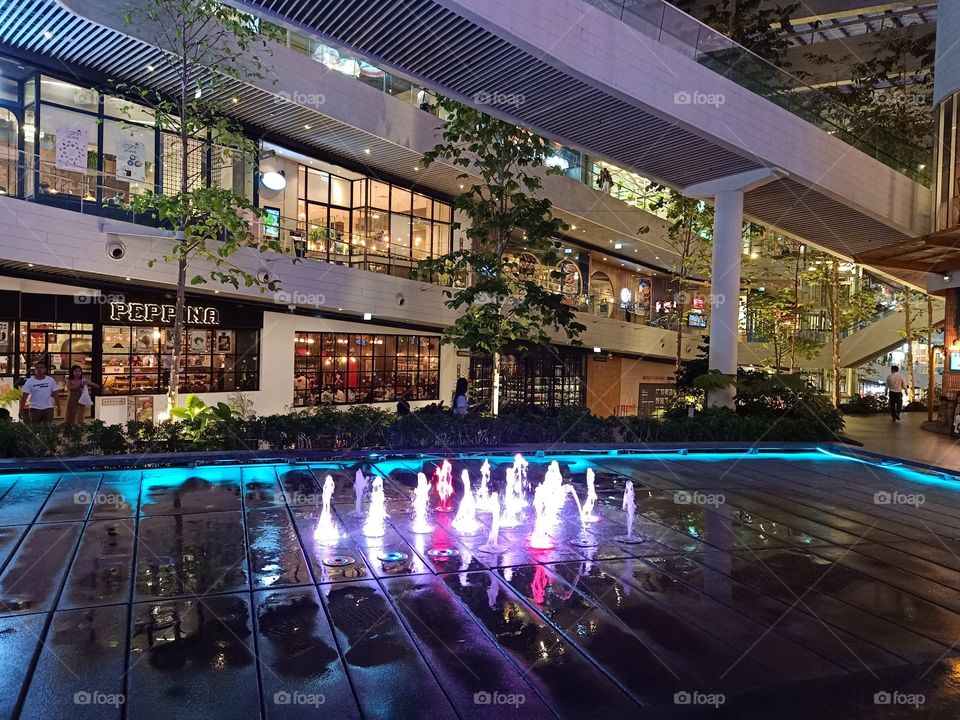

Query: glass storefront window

[102,119,155,204]
[102,325,259,395]
[0,109,17,197]
[369,180,390,209]
[19,322,94,419]
[37,105,98,200]
[293,331,440,406]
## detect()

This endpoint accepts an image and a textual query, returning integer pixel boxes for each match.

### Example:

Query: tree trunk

[831,262,841,407]
[166,250,187,416]
[927,296,935,422]
[675,288,686,371]
[904,292,915,403]
[491,351,501,417]
[789,251,801,373]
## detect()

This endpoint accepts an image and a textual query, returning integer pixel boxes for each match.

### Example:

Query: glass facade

[469,347,586,409]
[101,326,259,396]
[937,92,960,230]
[293,331,440,407]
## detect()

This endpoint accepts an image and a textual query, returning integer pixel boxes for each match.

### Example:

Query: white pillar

[707,189,744,408]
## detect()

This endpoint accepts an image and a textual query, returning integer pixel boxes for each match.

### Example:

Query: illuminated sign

[108,301,220,326]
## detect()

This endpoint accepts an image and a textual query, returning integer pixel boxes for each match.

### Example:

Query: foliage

[734,370,844,434]
[804,24,935,153]
[674,0,800,65]
[416,98,585,414]
[649,190,713,368]
[168,394,242,445]
[116,0,286,412]
[676,338,710,390]
[692,370,737,392]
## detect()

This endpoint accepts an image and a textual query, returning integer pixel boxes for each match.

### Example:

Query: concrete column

[707,189,744,408]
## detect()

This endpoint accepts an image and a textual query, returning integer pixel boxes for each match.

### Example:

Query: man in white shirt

[20,360,60,423]
[886,365,907,421]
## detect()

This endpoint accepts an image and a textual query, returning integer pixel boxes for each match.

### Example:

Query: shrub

[839,394,888,414]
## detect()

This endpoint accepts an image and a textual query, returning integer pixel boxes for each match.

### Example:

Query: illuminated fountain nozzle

[410,472,433,533]
[314,474,341,546]
[362,476,389,538]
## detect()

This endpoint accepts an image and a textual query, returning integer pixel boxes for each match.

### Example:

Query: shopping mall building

[0,0,951,422]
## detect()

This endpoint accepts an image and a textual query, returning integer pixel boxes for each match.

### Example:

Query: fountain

[362,475,389,538]
[529,481,554,549]
[513,453,529,505]
[478,492,504,553]
[351,468,369,518]
[410,472,433,533]
[434,459,454,512]
[614,481,643,544]
[451,469,481,535]
[582,468,599,523]
[475,459,492,514]
[499,468,523,528]
[314,475,341,546]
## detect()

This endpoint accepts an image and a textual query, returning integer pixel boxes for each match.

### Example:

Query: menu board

[556,259,582,300]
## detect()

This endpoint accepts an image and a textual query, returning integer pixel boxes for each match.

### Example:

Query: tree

[118,0,286,415]
[805,24,935,163]
[745,287,794,369]
[804,257,877,405]
[898,288,924,403]
[417,98,585,415]
[650,191,713,370]
[674,0,800,65]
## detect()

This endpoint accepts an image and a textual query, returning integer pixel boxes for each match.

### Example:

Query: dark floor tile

[247,508,311,589]
[241,465,283,509]
[320,579,458,720]
[0,612,48,717]
[128,594,259,720]
[90,470,141,520]
[443,570,639,719]
[382,574,555,719]
[0,524,26,570]
[60,519,135,609]
[254,586,361,719]
[0,521,82,614]
[135,511,248,600]
[37,473,102,523]
[20,604,127,720]
[0,473,60,525]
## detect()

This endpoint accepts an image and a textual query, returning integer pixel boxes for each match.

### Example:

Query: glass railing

[586,0,932,185]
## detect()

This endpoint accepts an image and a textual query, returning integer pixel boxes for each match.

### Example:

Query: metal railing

[587,0,932,185]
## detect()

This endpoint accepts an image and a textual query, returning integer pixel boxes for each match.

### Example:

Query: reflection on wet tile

[0,473,60,525]
[0,521,81,614]
[320,580,458,720]
[0,612,47,717]
[128,594,257,720]
[254,586,361,720]
[20,604,127,720]
[135,511,248,600]
[38,473,102,523]
[240,465,283,509]
[247,508,310,588]
[60,519,134,609]
[382,574,555,719]
[0,524,26,569]
[90,470,140,519]
[443,570,637,718]
[140,468,241,516]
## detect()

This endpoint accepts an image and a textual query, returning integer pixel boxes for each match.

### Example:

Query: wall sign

[56,125,89,173]
[108,301,220,326]
[116,137,147,182]
[556,259,582,300]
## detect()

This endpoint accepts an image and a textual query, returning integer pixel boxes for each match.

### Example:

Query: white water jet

[499,468,523,528]
[478,492,504,553]
[476,460,492,514]
[529,482,554,549]
[513,453,529,506]
[410,472,433,533]
[362,476,389,538]
[351,468,369,517]
[582,469,599,523]
[451,469,480,535]
[614,481,643,544]
[434,459,454,512]
[314,474,341,546]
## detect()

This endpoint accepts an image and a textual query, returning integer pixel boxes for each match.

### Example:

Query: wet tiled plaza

[1,450,960,718]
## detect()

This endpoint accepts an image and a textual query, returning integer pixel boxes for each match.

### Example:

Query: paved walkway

[843,412,960,472]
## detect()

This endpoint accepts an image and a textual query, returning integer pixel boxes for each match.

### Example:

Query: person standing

[64,365,98,424]
[396,389,411,417]
[19,360,60,423]
[886,365,907,421]
[452,377,469,416]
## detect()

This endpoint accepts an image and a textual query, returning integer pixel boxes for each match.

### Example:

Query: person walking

[886,364,907,421]
[19,360,60,423]
[64,365,98,424]
[597,167,613,193]
[451,377,469,416]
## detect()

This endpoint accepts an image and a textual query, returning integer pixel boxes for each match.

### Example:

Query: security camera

[256,268,270,284]
[105,239,126,260]
[395,292,406,307]
[287,303,296,312]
